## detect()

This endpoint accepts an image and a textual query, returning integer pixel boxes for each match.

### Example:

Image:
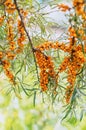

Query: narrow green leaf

[33,91,36,107]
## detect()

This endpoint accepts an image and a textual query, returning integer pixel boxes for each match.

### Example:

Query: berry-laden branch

[34,0,86,104]
[14,0,34,50]
[14,0,39,81]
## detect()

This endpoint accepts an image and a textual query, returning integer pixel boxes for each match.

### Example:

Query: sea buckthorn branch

[67,4,86,104]
[14,0,34,50]
[0,10,16,84]
[58,1,86,103]
[0,0,39,85]
[14,0,39,81]
[35,40,74,93]
[35,33,86,103]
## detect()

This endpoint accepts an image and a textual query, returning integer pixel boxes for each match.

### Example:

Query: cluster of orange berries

[37,41,72,53]
[0,18,16,83]
[57,0,86,20]
[0,16,4,26]
[35,51,56,91]
[7,18,16,52]
[68,27,77,38]
[17,20,26,53]
[4,0,16,14]
[57,4,71,12]
[73,0,86,20]
[84,42,86,53]
[0,0,26,84]
[20,9,28,18]
[65,44,85,103]
[0,51,15,83]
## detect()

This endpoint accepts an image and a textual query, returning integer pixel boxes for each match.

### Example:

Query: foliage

[0,0,86,121]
